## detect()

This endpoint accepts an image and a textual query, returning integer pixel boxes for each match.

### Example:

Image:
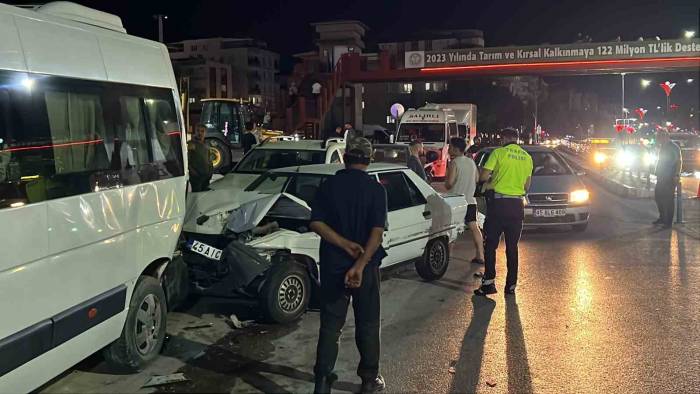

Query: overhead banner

[405,39,700,69]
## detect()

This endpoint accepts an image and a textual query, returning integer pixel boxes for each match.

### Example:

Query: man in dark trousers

[310,137,387,394]
[476,128,532,296]
[654,130,682,228]
[187,124,213,192]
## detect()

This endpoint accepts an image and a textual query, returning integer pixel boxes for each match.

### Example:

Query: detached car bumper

[523,205,590,227]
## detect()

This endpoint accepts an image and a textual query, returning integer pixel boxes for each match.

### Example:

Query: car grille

[527,193,569,205]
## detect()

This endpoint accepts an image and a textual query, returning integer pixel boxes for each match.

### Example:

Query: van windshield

[397,123,445,143]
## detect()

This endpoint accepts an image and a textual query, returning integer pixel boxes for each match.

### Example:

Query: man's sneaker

[504,284,516,295]
[314,373,337,394]
[653,218,664,225]
[474,283,497,296]
[361,375,386,393]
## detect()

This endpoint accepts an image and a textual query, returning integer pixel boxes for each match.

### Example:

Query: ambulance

[395,103,476,179]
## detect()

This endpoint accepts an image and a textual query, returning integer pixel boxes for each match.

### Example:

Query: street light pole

[153,14,167,43]
[621,73,626,118]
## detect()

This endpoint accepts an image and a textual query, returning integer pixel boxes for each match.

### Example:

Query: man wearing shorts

[445,137,484,265]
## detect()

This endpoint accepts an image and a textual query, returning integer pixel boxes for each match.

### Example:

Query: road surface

[41,177,700,394]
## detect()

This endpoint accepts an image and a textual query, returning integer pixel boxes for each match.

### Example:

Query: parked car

[184,139,345,235]
[372,144,410,165]
[181,163,468,323]
[475,146,590,232]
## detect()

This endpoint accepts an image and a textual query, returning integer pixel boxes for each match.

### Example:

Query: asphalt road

[41,177,700,394]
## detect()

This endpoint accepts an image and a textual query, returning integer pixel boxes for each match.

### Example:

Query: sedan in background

[475,146,590,232]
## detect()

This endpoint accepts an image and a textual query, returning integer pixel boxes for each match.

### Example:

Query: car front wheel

[415,238,450,281]
[104,276,167,371]
[260,262,310,324]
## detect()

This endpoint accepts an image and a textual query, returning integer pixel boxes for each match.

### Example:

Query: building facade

[169,38,280,112]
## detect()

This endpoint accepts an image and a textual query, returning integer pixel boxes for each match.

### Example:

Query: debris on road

[183,323,213,331]
[230,314,255,329]
[142,373,189,388]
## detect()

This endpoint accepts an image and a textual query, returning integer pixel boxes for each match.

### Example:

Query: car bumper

[523,205,590,227]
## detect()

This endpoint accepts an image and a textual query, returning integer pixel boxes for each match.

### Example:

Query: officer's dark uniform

[310,157,388,385]
[654,140,682,226]
[187,139,213,192]
[478,142,533,295]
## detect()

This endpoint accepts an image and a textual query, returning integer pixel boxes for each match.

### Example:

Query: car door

[377,171,431,267]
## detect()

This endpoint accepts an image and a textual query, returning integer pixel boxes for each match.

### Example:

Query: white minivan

[0,2,187,392]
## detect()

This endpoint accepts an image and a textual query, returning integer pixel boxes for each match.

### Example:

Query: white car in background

[184,139,345,235]
[181,163,468,323]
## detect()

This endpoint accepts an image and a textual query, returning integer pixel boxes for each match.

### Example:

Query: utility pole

[153,14,167,43]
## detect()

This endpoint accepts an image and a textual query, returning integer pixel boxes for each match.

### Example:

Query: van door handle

[423,211,432,219]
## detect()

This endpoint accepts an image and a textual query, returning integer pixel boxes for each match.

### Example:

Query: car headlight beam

[594,151,607,164]
[570,189,590,204]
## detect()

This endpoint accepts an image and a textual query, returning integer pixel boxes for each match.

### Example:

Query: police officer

[475,128,533,296]
[653,130,682,228]
[310,137,387,394]
[187,124,213,192]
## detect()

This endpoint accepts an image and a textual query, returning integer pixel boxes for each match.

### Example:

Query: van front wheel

[104,276,167,371]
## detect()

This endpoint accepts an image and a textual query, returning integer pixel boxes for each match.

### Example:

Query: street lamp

[685,30,696,39]
[641,79,651,88]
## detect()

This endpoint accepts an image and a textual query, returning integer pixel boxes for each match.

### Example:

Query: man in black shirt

[187,124,213,192]
[407,141,427,181]
[310,137,388,394]
[654,130,682,228]
[241,121,258,154]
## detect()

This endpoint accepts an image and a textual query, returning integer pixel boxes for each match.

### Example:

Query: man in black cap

[310,137,387,394]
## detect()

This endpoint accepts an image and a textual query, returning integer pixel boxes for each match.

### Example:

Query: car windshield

[397,123,445,143]
[373,146,409,164]
[235,149,326,173]
[531,152,571,176]
[246,173,328,205]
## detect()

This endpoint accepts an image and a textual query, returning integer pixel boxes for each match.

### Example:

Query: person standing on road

[241,121,258,154]
[310,137,388,394]
[475,128,532,296]
[187,124,213,192]
[654,130,682,228]
[444,137,484,265]
[344,122,359,143]
[407,141,427,181]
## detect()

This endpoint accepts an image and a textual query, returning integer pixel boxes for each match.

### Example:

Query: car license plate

[534,208,566,218]
[189,240,223,261]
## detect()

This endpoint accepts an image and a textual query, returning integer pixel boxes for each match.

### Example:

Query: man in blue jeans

[310,137,388,394]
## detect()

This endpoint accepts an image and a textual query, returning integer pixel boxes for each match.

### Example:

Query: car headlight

[594,151,607,164]
[643,152,658,167]
[615,151,634,168]
[570,189,590,204]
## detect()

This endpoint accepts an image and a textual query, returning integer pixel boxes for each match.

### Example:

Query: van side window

[448,122,458,137]
[458,124,467,139]
[0,70,184,210]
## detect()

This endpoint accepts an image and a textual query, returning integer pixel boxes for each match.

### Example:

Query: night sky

[6,0,699,131]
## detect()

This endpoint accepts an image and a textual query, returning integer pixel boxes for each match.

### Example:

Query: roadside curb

[558,149,655,199]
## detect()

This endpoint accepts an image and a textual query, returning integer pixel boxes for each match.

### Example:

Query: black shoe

[361,375,386,393]
[653,219,663,225]
[314,373,337,394]
[504,284,516,295]
[474,284,497,296]
[471,258,485,265]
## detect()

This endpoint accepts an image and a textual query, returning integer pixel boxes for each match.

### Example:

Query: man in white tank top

[445,137,485,265]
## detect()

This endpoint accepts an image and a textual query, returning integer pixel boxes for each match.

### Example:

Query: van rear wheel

[104,276,167,371]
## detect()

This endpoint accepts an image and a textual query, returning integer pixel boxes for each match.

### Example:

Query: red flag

[660,81,676,97]
[634,108,647,120]
[670,104,680,111]
[615,124,625,133]
[626,126,635,134]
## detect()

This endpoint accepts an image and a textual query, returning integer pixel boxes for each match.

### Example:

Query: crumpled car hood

[183,173,261,234]
[226,192,311,234]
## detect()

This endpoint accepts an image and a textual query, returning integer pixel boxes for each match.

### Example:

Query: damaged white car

[181,163,468,323]
[184,139,346,235]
